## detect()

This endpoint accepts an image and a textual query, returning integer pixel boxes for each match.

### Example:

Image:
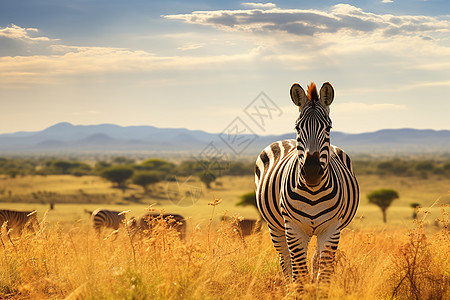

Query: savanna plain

[0,156,449,299]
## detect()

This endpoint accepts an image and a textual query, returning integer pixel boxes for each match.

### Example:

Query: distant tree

[377,160,409,176]
[139,158,175,172]
[410,202,421,219]
[226,162,253,176]
[132,171,163,193]
[70,162,92,176]
[367,189,399,223]
[113,156,135,165]
[94,161,112,173]
[52,160,73,174]
[415,162,434,172]
[6,168,19,178]
[236,191,257,207]
[198,171,216,189]
[101,166,134,191]
[176,160,204,177]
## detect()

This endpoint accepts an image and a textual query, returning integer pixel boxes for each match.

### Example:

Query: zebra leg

[316,227,341,296]
[268,226,292,281]
[311,243,320,282]
[284,219,311,289]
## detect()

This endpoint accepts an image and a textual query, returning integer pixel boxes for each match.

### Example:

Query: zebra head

[290,82,334,187]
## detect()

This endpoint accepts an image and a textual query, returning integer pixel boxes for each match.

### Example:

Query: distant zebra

[91,208,126,233]
[128,213,186,239]
[255,82,359,293]
[0,209,39,235]
[221,216,262,237]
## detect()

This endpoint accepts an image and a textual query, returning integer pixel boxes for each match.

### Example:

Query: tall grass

[0,205,448,299]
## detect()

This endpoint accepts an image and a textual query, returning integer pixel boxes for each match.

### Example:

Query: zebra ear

[319,82,334,106]
[290,83,307,109]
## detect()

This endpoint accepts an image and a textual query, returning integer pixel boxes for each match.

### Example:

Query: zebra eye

[325,125,332,132]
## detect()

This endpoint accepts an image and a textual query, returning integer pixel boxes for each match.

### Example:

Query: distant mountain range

[0,122,449,156]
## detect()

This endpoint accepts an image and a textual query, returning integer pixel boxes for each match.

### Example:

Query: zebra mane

[307,82,319,102]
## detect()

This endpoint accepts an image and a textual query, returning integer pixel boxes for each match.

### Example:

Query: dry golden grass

[0,204,448,300]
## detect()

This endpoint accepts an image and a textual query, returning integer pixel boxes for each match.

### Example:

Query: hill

[0,122,449,155]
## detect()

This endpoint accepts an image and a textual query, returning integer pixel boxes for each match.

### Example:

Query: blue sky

[0,0,449,135]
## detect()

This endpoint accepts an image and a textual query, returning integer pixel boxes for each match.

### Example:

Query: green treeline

[0,156,254,179]
[0,156,449,180]
[352,159,450,178]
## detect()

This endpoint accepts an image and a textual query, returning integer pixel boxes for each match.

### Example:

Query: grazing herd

[0,208,262,240]
[0,209,39,235]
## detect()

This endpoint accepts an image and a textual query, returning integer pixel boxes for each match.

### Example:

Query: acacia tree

[132,171,163,194]
[101,166,134,192]
[367,189,399,223]
[198,171,216,189]
[236,191,257,208]
[52,160,73,174]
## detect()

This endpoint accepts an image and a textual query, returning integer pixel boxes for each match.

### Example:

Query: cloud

[0,24,59,57]
[381,0,393,3]
[163,4,450,38]
[0,24,54,42]
[0,44,265,87]
[176,42,205,51]
[242,2,276,9]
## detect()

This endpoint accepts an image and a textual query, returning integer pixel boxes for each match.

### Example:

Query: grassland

[0,172,449,299]
[0,173,448,228]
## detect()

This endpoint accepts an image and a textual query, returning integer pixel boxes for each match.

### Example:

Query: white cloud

[0,24,56,42]
[0,43,266,87]
[381,0,393,3]
[163,4,450,39]
[242,2,276,9]
[176,42,205,51]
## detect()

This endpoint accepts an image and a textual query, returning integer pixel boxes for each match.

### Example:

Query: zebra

[0,209,39,235]
[255,82,359,293]
[221,216,262,237]
[91,208,126,233]
[128,213,186,239]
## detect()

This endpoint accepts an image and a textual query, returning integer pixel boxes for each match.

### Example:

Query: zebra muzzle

[301,152,323,187]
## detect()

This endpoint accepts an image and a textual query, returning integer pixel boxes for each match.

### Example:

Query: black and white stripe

[0,209,38,234]
[222,216,262,237]
[255,82,359,292]
[91,208,126,232]
[128,213,187,239]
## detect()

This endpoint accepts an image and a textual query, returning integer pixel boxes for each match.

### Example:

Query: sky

[0,0,449,135]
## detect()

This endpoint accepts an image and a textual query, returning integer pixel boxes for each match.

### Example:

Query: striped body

[255,82,359,292]
[222,217,262,237]
[91,209,125,232]
[0,209,38,234]
[129,213,186,239]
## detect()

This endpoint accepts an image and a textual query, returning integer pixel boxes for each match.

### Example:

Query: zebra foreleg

[284,220,311,289]
[316,228,341,296]
[268,227,292,281]
[311,244,320,282]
